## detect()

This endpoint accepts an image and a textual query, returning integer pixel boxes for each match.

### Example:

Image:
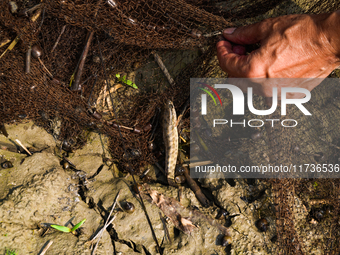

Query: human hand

[216,11,340,98]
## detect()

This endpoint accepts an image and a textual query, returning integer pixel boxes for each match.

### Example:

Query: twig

[38,58,53,78]
[0,35,20,59]
[182,165,210,207]
[51,25,66,53]
[15,139,32,156]
[26,3,42,13]
[183,160,213,168]
[71,31,94,91]
[140,168,151,179]
[159,212,171,244]
[152,52,174,85]
[155,162,166,176]
[71,0,102,91]
[25,44,32,74]
[89,214,116,242]
[91,190,120,255]
[36,8,45,33]
[38,240,53,255]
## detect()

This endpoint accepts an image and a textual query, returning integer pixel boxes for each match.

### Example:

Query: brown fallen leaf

[145,187,196,234]
[143,185,230,236]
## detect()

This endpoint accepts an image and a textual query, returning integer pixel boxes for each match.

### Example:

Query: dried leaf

[146,188,195,234]
[144,185,230,236]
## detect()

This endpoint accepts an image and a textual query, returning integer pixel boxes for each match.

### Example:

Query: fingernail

[223,27,236,35]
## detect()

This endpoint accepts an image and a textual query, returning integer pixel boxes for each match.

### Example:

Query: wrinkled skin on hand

[217,11,340,98]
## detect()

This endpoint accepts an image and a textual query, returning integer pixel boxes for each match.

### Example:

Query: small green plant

[115,74,138,89]
[313,181,318,189]
[51,219,86,235]
[5,248,17,255]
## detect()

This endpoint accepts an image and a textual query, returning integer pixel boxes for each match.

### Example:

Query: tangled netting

[1,0,340,254]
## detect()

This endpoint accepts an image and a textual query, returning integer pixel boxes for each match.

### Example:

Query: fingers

[216,40,252,77]
[233,45,246,55]
[216,18,277,77]
[216,36,246,55]
[223,20,273,45]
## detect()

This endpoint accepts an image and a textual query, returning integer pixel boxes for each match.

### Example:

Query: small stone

[9,1,18,13]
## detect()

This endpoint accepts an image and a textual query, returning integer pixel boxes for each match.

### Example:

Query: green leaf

[115,73,138,89]
[71,219,86,232]
[51,225,72,233]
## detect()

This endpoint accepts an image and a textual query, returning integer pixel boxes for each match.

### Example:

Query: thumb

[223,20,273,45]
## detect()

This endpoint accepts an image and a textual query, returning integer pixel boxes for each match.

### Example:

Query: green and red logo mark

[199,83,222,115]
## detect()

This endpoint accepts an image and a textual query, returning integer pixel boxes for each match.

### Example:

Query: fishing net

[1,0,340,254]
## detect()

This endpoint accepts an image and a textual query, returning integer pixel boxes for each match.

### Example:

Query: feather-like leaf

[51,225,72,233]
[71,219,86,232]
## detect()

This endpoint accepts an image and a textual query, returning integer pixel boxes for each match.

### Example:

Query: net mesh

[1,0,340,254]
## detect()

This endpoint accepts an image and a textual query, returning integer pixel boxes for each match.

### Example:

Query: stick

[91,190,120,254]
[38,240,53,255]
[25,44,32,74]
[71,0,102,91]
[152,52,174,85]
[155,162,166,175]
[182,165,210,207]
[51,25,66,53]
[71,31,94,91]
[26,3,42,13]
[38,58,53,78]
[182,160,213,168]
[15,139,32,156]
[89,214,116,242]
[140,168,151,179]
[159,212,171,244]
